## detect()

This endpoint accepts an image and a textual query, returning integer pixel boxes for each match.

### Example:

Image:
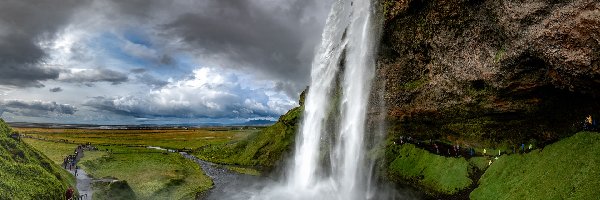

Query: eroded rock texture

[375,0,600,145]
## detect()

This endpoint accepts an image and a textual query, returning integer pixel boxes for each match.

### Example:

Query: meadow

[18,127,259,199]
[80,145,212,200]
[17,127,258,150]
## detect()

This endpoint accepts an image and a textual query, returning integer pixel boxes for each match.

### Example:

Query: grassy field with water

[18,127,258,199]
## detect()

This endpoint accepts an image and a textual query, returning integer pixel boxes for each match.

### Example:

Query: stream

[179,152,263,200]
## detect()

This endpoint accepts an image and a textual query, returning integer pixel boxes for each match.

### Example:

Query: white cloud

[84,67,297,119]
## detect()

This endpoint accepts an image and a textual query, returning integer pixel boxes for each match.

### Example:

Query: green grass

[92,180,136,200]
[22,138,77,165]
[468,157,490,171]
[0,119,76,199]
[387,143,472,195]
[226,166,261,176]
[80,145,212,200]
[17,127,255,150]
[401,78,428,90]
[470,132,600,199]
[193,106,301,168]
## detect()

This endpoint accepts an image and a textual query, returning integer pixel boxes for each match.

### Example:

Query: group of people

[62,154,78,171]
[396,135,542,166]
[63,143,97,200]
[62,143,97,173]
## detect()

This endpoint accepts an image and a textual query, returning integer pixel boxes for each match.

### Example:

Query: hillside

[193,90,305,170]
[0,119,76,199]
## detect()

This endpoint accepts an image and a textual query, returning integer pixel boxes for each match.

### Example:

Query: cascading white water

[273,0,377,199]
[245,1,379,199]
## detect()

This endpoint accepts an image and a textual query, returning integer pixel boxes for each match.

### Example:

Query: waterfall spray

[287,0,378,199]
[247,0,382,199]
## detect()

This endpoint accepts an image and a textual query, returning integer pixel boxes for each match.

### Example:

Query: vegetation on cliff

[193,105,302,170]
[0,119,76,199]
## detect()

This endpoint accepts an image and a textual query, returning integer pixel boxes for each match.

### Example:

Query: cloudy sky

[0,0,332,125]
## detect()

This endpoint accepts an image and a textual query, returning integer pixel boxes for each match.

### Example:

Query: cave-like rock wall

[373,0,600,146]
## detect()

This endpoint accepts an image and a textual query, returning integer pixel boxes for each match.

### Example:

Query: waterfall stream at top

[214,1,417,199]
[258,0,379,199]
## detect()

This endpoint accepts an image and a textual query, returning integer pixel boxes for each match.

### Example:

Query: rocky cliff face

[375,0,600,146]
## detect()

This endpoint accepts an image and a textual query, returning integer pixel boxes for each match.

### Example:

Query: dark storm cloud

[59,68,129,85]
[0,0,88,87]
[83,95,279,119]
[130,68,147,73]
[135,73,168,88]
[0,100,77,117]
[49,87,63,92]
[160,0,332,96]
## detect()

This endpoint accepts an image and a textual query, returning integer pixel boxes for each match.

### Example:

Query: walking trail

[66,146,94,200]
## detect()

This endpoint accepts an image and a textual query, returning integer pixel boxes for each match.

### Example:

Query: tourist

[521,144,525,153]
[65,187,74,200]
[488,160,492,165]
[483,148,486,156]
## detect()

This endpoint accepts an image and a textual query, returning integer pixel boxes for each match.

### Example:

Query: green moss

[401,78,428,90]
[494,46,506,63]
[470,132,600,199]
[226,166,261,176]
[93,180,136,200]
[468,157,489,171]
[387,143,472,195]
[0,119,76,199]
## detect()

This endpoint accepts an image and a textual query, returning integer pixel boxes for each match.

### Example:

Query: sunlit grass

[80,145,212,200]
[16,127,257,150]
[19,128,236,199]
[470,132,600,199]
[22,138,77,165]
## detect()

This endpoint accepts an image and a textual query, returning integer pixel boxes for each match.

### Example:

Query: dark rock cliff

[375,0,600,146]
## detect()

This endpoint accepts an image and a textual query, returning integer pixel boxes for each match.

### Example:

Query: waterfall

[253,0,380,199]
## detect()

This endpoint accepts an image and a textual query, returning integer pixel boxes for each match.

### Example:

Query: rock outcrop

[375,0,600,145]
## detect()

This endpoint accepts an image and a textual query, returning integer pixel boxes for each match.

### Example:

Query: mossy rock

[93,180,137,200]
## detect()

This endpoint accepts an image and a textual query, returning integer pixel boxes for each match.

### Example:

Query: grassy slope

[386,143,472,195]
[193,106,302,168]
[80,146,212,200]
[22,138,77,165]
[0,119,76,199]
[470,132,600,199]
